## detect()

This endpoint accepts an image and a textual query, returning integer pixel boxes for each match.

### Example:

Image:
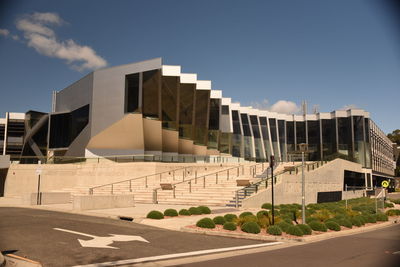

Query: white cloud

[249,98,269,110]
[15,12,107,71]
[0,28,10,37]
[270,100,301,114]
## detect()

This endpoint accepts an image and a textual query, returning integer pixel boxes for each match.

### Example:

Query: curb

[181,219,399,243]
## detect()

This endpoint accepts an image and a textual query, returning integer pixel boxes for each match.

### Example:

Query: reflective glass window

[161,76,179,130]
[142,69,160,118]
[307,120,321,161]
[125,73,140,113]
[179,83,195,138]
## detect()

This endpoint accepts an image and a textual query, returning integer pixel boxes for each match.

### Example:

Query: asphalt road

[0,207,266,267]
[178,224,400,267]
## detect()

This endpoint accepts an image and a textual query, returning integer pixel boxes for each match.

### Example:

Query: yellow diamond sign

[381,180,389,188]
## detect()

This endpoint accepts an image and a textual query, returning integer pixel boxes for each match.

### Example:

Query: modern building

[0,112,25,161]
[1,58,396,186]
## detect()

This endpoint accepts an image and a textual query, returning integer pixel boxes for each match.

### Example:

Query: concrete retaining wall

[242,159,371,208]
[3,161,243,198]
[73,194,135,210]
[30,192,71,205]
[0,155,10,169]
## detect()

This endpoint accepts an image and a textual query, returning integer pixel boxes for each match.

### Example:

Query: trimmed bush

[286,225,303,236]
[213,216,226,225]
[223,222,237,231]
[261,203,273,209]
[308,221,327,232]
[236,215,257,227]
[241,222,261,234]
[224,213,238,222]
[350,217,363,227]
[178,209,191,216]
[337,219,352,229]
[356,215,367,225]
[164,209,178,217]
[277,221,292,232]
[386,209,400,216]
[196,218,215,228]
[239,212,254,218]
[189,207,202,215]
[384,202,394,208]
[147,210,164,219]
[376,213,388,221]
[363,214,377,223]
[267,225,282,236]
[198,206,211,214]
[297,224,312,235]
[305,217,318,224]
[257,210,269,218]
[325,221,341,231]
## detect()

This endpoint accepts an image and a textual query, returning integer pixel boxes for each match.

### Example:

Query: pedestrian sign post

[381,180,389,188]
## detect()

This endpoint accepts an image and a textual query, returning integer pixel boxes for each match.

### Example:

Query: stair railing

[89,166,193,195]
[152,162,268,203]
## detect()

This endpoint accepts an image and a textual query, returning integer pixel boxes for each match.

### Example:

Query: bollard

[130,180,132,191]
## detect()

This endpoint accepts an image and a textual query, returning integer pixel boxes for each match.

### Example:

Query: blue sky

[0,0,399,133]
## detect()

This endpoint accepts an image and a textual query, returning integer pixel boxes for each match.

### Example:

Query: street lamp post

[298,143,308,225]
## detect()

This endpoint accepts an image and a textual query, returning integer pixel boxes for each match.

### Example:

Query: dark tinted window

[241,114,252,136]
[142,69,160,118]
[208,99,220,130]
[161,76,179,129]
[221,105,229,115]
[125,73,139,113]
[232,110,241,134]
[49,104,89,148]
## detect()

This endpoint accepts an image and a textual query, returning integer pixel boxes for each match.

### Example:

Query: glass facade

[250,115,264,161]
[207,99,220,149]
[260,117,272,161]
[322,119,336,160]
[278,120,286,162]
[125,73,140,113]
[307,120,321,161]
[269,118,279,160]
[353,116,365,166]
[286,121,295,155]
[194,90,210,145]
[241,114,253,160]
[364,118,371,168]
[161,76,179,130]
[231,110,242,157]
[142,69,161,119]
[179,83,195,139]
[337,117,352,158]
[49,105,89,149]
[296,121,306,144]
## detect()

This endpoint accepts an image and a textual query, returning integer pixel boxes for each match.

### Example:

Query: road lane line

[73,242,283,267]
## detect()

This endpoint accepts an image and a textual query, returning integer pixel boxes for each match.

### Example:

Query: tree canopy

[387,129,400,145]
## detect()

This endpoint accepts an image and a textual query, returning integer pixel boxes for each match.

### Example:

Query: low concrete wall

[30,192,71,205]
[0,155,10,169]
[242,159,371,208]
[73,194,135,210]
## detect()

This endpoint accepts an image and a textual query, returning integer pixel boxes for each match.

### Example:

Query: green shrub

[384,202,394,208]
[286,225,303,236]
[261,203,272,209]
[297,224,312,235]
[277,221,292,232]
[224,213,238,222]
[267,225,282,235]
[189,207,202,215]
[178,209,191,216]
[389,199,400,205]
[223,222,237,231]
[350,217,363,227]
[196,218,215,228]
[308,221,327,232]
[376,213,388,221]
[241,222,261,234]
[356,215,367,225]
[256,215,271,228]
[213,216,226,225]
[386,209,400,216]
[325,221,341,231]
[164,209,178,217]
[312,209,333,222]
[147,210,164,219]
[236,215,257,227]
[337,219,352,228]
[257,210,269,218]
[363,214,377,223]
[198,206,211,214]
[305,217,318,224]
[239,211,254,218]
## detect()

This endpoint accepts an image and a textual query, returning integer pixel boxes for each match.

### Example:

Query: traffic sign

[381,180,389,188]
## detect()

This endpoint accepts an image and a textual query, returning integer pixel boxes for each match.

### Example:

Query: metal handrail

[233,160,328,207]
[89,166,191,194]
[152,162,268,203]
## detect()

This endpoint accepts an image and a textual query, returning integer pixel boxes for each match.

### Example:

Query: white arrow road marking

[54,228,149,249]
